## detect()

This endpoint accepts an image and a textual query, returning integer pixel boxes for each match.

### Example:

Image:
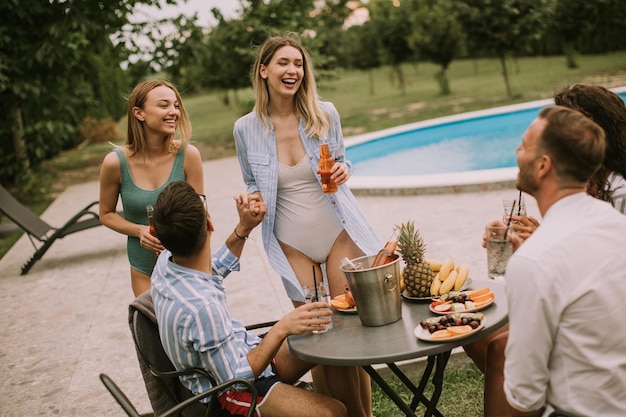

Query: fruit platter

[415,312,485,342]
[429,287,495,314]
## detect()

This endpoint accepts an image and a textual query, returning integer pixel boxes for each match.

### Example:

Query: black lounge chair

[0,184,103,275]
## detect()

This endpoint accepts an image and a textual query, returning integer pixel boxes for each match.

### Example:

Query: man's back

[504,193,626,416]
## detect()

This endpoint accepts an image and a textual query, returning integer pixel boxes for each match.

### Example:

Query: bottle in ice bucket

[371,228,399,267]
[146,205,155,236]
[318,140,338,194]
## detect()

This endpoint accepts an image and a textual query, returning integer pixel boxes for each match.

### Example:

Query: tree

[0,0,175,186]
[456,0,549,100]
[367,0,416,95]
[162,0,350,107]
[409,0,465,95]
[342,22,381,95]
[549,0,626,68]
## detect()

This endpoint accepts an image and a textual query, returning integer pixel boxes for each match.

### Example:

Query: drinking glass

[303,283,333,334]
[502,198,527,225]
[486,224,513,282]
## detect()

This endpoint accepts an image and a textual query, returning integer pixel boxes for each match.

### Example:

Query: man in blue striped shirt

[151,181,357,417]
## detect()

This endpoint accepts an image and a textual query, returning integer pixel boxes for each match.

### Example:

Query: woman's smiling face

[260,45,304,99]
[134,85,180,138]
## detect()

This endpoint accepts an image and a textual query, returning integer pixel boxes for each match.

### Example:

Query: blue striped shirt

[233,101,382,301]
[151,244,274,397]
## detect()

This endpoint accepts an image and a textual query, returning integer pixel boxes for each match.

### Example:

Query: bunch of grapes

[444,293,470,303]
[420,314,482,334]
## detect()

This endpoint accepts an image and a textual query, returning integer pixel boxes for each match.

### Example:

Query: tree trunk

[10,104,30,172]
[368,69,375,96]
[394,64,406,96]
[499,54,513,100]
[563,43,579,69]
[233,89,240,106]
[436,67,450,95]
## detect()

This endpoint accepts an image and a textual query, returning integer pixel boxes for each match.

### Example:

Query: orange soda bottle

[371,228,399,267]
[318,141,338,194]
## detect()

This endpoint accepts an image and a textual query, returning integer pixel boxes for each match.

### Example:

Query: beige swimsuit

[274,156,344,263]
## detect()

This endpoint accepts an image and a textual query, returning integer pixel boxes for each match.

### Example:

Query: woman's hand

[510,215,540,240]
[331,162,349,185]
[139,226,163,255]
[233,192,267,236]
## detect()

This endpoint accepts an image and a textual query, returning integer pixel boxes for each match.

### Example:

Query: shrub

[76,117,119,145]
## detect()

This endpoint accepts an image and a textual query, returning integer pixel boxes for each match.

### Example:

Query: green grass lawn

[372,352,484,417]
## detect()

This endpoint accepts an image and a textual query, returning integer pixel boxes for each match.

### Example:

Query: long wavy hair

[250,34,329,139]
[123,80,192,156]
[554,84,626,203]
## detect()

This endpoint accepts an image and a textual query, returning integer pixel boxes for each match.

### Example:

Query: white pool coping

[346,86,626,195]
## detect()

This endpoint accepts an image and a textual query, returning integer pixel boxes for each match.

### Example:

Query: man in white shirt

[503,105,626,416]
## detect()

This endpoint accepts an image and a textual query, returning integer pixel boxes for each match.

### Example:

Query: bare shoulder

[185,143,202,158]
[101,150,121,169]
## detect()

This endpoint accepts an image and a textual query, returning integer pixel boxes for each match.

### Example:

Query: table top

[288,280,508,366]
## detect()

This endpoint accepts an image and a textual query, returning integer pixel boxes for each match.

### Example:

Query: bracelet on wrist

[234,227,249,240]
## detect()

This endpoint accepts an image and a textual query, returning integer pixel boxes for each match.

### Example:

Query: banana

[425,258,442,272]
[439,270,457,295]
[438,258,455,282]
[454,264,469,291]
[430,275,441,296]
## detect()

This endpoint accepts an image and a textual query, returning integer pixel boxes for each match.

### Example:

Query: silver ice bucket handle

[384,273,396,291]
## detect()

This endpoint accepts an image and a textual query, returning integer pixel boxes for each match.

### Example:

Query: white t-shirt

[504,192,626,416]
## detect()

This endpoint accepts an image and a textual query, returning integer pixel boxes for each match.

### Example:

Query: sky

[132,0,369,28]
[132,0,241,27]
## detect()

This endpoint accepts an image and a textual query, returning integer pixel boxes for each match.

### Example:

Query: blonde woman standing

[234,35,380,417]
[99,80,204,296]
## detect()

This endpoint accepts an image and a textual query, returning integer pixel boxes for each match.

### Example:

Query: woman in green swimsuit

[99,80,204,296]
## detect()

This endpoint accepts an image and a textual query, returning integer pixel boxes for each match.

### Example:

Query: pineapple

[396,221,433,297]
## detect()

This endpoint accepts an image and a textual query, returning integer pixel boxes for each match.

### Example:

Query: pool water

[348,90,626,177]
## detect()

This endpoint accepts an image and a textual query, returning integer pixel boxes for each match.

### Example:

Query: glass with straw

[303,266,333,334]
[486,204,515,281]
[502,191,527,225]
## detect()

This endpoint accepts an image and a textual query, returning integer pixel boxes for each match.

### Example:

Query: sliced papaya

[466,287,491,298]
[471,291,494,304]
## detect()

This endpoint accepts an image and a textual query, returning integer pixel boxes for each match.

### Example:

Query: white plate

[429,293,495,315]
[333,306,358,314]
[401,290,433,302]
[402,277,473,302]
[414,317,486,342]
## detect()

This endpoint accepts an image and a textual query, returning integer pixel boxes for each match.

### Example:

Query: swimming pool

[346,87,626,195]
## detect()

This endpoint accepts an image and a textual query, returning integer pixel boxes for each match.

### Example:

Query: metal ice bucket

[340,254,402,326]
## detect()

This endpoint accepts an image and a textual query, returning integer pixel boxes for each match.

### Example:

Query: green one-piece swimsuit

[115,147,186,276]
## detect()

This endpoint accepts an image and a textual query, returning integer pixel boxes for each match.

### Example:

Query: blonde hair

[250,35,329,139]
[122,79,192,155]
